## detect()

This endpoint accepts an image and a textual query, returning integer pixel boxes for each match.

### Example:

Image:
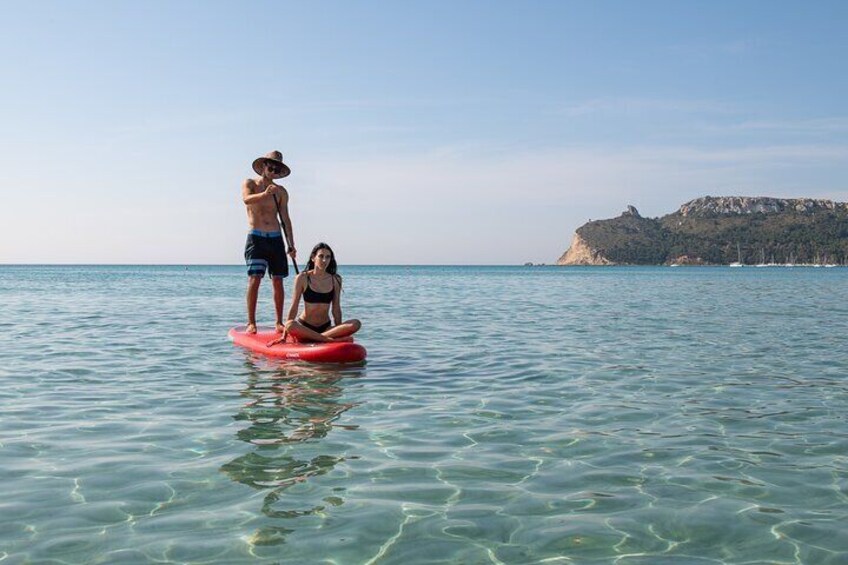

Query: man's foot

[275,323,286,334]
[246,323,257,334]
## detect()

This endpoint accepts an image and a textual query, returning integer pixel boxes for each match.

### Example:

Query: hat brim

[252,158,291,179]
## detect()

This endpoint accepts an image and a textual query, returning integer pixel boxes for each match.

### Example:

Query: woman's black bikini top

[303,275,334,304]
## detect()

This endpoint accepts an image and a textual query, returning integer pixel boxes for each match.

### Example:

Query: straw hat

[252,150,291,179]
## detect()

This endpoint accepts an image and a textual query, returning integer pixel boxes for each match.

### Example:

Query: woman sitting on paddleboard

[271,242,361,344]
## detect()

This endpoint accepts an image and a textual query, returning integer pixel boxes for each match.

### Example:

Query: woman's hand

[266,329,288,347]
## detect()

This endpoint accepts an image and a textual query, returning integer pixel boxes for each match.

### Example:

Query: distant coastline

[557,196,848,267]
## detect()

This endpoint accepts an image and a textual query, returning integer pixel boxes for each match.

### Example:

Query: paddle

[272,191,299,275]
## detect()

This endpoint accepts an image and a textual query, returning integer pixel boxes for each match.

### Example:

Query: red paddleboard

[228,326,367,364]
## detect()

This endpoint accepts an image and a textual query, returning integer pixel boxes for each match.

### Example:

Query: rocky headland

[557,196,848,266]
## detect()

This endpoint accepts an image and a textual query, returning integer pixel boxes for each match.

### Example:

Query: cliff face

[558,205,670,265]
[557,233,615,265]
[678,196,847,217]
[556,196,848,266]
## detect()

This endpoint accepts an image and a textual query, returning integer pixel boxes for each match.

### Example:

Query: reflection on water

[221,358,364,546]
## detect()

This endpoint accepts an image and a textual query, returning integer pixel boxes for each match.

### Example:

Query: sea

[1,265,847,564]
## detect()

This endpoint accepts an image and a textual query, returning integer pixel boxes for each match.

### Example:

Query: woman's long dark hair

[306,242,338,275]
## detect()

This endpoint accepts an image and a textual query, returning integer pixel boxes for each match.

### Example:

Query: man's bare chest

[249,191,278,214]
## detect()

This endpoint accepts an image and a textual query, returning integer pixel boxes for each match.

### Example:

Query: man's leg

[244,232,268,334]
[246,275,262,333]
[272,276,285,333]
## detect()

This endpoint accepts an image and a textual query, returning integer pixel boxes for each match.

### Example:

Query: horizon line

[0,262,548,267]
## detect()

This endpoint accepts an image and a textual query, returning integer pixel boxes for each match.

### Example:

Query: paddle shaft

[272,192,299,275]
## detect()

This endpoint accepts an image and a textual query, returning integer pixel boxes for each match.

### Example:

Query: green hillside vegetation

[576,203,848,265]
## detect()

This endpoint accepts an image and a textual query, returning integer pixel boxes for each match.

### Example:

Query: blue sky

[1,1,846,264]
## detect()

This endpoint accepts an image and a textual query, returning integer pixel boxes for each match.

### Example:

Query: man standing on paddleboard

[241,151,297,334]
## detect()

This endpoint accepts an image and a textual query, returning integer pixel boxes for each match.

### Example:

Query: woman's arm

[332,275,343,325]
[287,273,305,321]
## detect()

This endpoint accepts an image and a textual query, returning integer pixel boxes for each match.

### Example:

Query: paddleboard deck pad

[228,326,367,364]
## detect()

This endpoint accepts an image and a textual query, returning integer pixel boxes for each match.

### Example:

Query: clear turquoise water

[1,265,847,564]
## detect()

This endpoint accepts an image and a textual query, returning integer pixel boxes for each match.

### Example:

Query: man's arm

[242,179,278,205]
[277,189,296,257]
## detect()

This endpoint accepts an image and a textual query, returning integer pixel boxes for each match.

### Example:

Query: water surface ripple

[1,265,847,564]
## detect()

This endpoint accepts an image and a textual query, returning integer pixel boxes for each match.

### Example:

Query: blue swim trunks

[244,229,288,278]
